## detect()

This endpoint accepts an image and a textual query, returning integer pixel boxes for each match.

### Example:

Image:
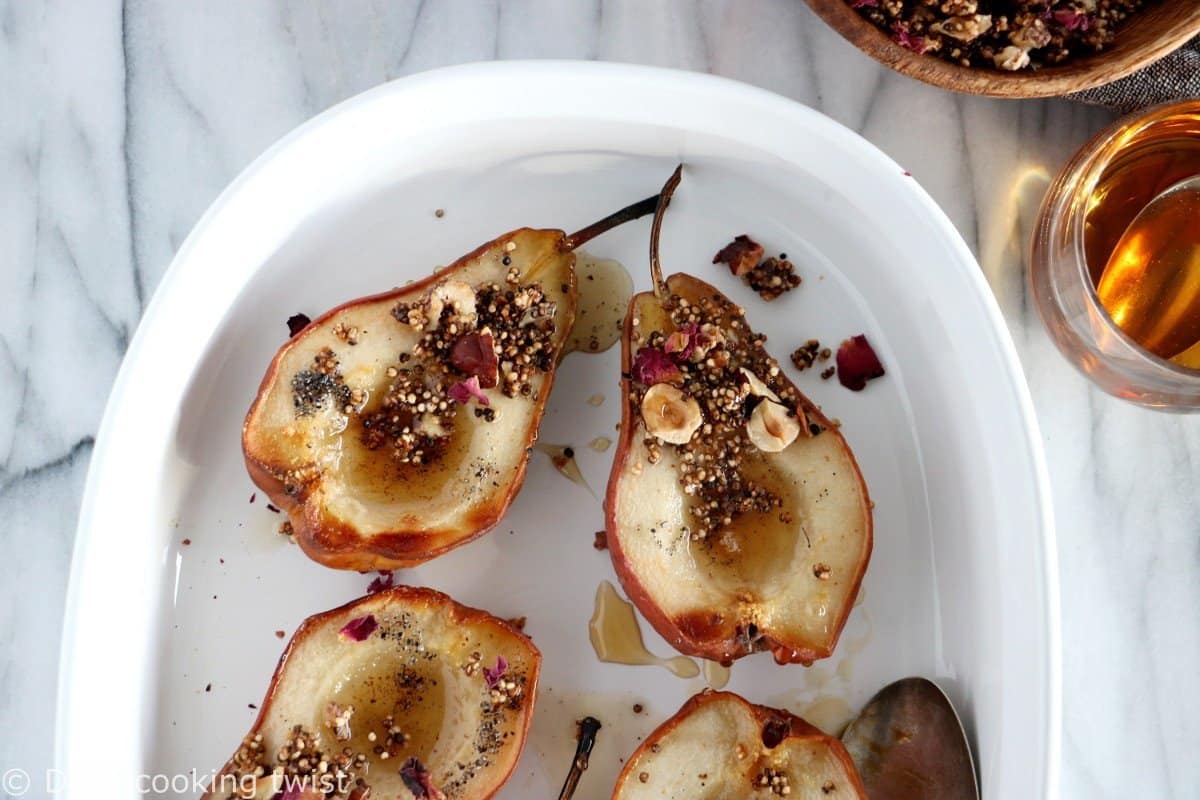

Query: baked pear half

[605,168,872,665]
[244,193,658,571]
[202,586,539,800]
[613,691,867,799]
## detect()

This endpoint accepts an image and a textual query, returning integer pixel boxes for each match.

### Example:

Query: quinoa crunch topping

[757,766,793,796]
[223,726,369,800]
[712,235,765,277]
[789,339,832,372]
[224,611,531,800]
[848,0,1148,71]
[291,348,353,416]
[630,291,822,542]
[290,273,558,469]
[713,235,802,300]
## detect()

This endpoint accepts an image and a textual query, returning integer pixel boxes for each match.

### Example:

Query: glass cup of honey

[1031,99,1200,410]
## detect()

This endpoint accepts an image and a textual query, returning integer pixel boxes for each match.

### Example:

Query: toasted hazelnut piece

[930,13,992,42]
[693,323,725,361]
[425,280,477,329]
[747,399,800,453]
[993,45,1031,71]
[641,384,702,445]
[1010,18,1051,50]
[739,367,779,402]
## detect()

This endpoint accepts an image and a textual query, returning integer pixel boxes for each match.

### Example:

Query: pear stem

[649,164,684,301]
[556,716,602,800]
[564,195,661,251]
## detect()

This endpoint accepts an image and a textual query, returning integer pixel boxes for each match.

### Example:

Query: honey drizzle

[566,253,633,355]
[800,695,854,736]
[702,660,731,689]
[588,581,699,679]
[588,436,612,453]
[534,443,596,498]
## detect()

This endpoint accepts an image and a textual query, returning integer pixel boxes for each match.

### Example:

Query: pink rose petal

[339,614,378,642]
[483,655,509,690]
[836,335,886,392]
[632,347,683,386]
[448,375,489,406]
[892,23,933,54]
[367,571,395,595]
[450,332,499,388]
[286,313,311,338]
[400,757,446,800]
[1052,9,1090,30]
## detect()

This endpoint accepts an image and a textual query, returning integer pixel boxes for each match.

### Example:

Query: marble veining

[1,1,1196,797]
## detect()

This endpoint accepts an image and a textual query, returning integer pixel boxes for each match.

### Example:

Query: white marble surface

[1,1,1196,797]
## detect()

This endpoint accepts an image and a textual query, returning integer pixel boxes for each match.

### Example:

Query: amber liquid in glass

[1083,111,1200,367]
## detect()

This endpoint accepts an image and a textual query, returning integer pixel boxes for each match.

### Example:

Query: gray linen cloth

[1068,36,1200,113]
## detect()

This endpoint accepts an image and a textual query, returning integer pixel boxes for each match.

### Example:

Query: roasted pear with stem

[612,691,867,799]
[201,586,539,800]
[605,167,872,665]
[244,193,659,571]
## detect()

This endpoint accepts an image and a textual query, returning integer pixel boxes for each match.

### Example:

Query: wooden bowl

[803,0,1200,98]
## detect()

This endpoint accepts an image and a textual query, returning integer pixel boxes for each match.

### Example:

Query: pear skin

[612,691,867,799]
[605,168,872,665]
[244,194,658,571]
[201,586,539,800]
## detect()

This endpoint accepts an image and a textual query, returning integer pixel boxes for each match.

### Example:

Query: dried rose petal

[892,24,933,54]
[712,235,765,277]
[367,571,395,594]
[450,332,499,388]
[632,347,683,386]
[339,614,378,642]
[286,313,311,338]
[483,655,509,690]
[836,335,886,392]
[400,757,446,800]
[448,375,489,406]
[1052,9,1090,31]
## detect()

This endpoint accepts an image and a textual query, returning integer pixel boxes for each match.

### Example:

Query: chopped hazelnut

[931,13,992,42]
[641,384,703,445]
[747,400,801,453]
[993,45,1031,70]
[739,367,780,401]
[425,280,477,330]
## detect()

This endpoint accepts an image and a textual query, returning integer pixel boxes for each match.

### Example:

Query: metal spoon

[841,677,979,800]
